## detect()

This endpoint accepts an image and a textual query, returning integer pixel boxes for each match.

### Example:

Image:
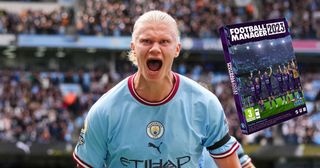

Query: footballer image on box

[220,18,307,134]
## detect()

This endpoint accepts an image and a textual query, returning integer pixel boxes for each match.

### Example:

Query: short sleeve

[73,104,108,168]
[199,149,218,168]
[203,95,239,159]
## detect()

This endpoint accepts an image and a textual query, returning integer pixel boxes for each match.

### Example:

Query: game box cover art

[219,18,307,134]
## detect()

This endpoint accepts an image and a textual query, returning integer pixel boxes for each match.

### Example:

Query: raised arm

[268,67,272,76]
[278,65,282,73]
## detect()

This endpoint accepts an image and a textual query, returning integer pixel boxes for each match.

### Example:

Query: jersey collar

[128,72,180,106]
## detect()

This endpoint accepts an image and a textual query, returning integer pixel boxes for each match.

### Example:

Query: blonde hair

[128,10,180,66]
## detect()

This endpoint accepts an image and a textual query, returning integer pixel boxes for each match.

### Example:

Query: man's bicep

[203,94,230,148]
[214,151,241,168]
[204,95,240,167]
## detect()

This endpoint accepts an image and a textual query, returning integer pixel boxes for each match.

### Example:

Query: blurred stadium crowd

[0,0,319,38]
[0,0,319,150]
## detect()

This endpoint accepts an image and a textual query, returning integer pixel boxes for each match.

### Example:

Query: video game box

[219,18,307,134]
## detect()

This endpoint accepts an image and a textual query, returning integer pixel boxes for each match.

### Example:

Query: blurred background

[0,0,319,167]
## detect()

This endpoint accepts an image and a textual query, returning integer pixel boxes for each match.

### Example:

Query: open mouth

[147,59,163,71]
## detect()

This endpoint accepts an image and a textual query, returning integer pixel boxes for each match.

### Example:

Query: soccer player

[246,72,258,108]
[73,10,241,168]
[287,62,295,101]
[274,65,287,105]
[252,71,264,112]
[282,64,292,103]
[289,60,303,99]
[262,67,278,109]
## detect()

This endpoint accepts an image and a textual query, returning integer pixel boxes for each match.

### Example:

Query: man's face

[131,21,181,81]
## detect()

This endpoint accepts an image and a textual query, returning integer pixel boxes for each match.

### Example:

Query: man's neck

[133,72,175,102]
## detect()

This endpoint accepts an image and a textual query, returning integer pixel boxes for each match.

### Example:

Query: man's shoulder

[177,74,219,102]
[178,74,214,95]
[92,77,130,110]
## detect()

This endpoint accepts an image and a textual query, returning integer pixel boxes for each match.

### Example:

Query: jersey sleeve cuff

[206,133,231,150]
[206,134,240,159]
[73,152,93,168]
[209,141,239,159]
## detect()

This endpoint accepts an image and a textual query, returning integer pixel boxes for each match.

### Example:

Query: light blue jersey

[73,73,239,168]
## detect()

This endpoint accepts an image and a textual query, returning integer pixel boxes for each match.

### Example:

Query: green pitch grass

[245,91,305,123]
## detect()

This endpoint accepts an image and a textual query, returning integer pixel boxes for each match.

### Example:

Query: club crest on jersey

[147,121,164,139]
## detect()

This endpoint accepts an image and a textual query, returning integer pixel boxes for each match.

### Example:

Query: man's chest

[106,107,205,167]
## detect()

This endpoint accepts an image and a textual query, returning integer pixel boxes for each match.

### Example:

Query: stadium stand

[0,0,319,38]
